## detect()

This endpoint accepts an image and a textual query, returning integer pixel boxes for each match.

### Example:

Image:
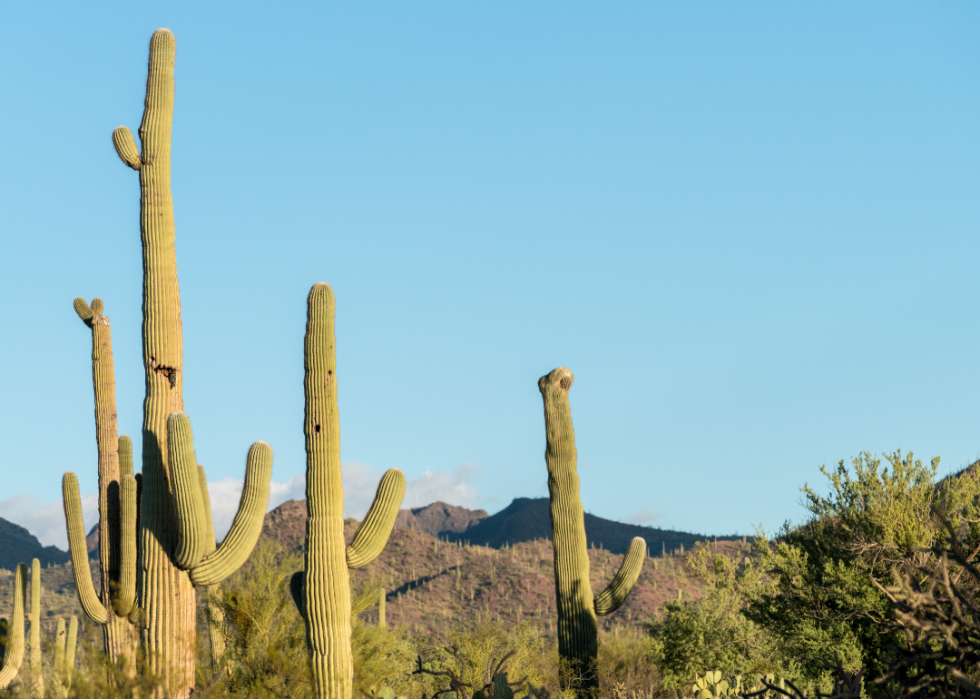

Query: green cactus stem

[538,367,646,697]
[68,297,139,665]
[0,563,26,689]
[292,283,406,699]
[196,463,228,675]
[87,28,275,696]
[378,589,386,629]
[29,559,42,699]
[52,616,79,699]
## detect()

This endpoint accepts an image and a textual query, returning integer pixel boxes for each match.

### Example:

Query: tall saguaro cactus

[291,283,406,699]
[538,367,646,697]
[65,297,138,666]
[0,563,26,689]
[61,28,273,697]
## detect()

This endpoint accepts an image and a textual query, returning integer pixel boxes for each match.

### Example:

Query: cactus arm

[29,559,42,699]
[593,537,646,616]
[167,411,209,570]
[112,475,138,617]
[539,367,598,694]
[119,436,134,477]
[54,619,66,678]
[62,473,110,624]
[112,126,142,170]
[189,442,273,586]
[0,564,26,688]
[196,465,216,552]
[196,464,228,673]
[289,572,306,621]
[346,469,406,569]
[63,617,78,695]
[73,297,95,324]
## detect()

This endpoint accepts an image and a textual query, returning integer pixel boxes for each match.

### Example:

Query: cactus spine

[538,368,646,697]
[0,563,26,689]
[65,297,139,666]
[292,283,406,699]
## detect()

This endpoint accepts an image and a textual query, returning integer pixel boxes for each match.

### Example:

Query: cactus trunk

[127,29,196,695]
[538,367,645,697]
[297,284,405,699]
[303,283,353,699]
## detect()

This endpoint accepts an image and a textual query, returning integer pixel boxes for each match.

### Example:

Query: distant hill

[261,499,489,551]
[260,497,739,557]
[0,517,70,571]
[443,497,738,555]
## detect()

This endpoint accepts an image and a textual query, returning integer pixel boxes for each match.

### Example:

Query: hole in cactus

[314,424,321,434]
[149,357,178,387]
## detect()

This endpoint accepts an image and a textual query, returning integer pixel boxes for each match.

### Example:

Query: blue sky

[2,3,979,547]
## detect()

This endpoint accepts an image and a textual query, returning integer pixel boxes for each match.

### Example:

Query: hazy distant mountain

[0,517,70,571]
[443,497,738,555]
[260,496,737,556]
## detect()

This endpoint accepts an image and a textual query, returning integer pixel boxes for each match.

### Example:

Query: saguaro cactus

[538,367,646,696]
[291,283,406,699]
[65,297,139,666]
[59,28,273,698]
[52,616,80,699]
[0,563,26,689]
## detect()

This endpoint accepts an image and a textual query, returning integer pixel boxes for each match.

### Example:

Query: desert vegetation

[2,25,979,699]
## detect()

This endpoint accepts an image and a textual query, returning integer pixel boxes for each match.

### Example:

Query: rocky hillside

[0,499,749,639]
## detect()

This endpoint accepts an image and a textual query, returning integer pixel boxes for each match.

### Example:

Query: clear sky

[2,2,979,547]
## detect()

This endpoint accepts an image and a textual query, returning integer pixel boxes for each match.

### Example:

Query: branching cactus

[60,28,273,697]
[0,563,26,689]
[290,283,406,699]
[64,297,139,666]
[538,367,646,697]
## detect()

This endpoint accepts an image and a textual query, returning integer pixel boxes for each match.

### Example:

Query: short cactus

[0,563,26,689]
[0,561,78,695]
[538,367,646,696]
[291,283,406,699]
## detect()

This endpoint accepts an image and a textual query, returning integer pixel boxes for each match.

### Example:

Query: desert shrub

[645,544,788,690]
[597,627,662,699]
[198,539,311,699]
[746,451,980,695]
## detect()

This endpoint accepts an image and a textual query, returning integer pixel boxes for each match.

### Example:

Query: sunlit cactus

[66,297,138,666]
[0,563,26,689]
[538,367,646,696]
[61,27,273,698]
[290,283,406,699]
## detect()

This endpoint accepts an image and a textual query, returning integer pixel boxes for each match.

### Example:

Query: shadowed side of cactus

[66,297,138,666]
[291,283,406,699]
[107,29,273,697]
[538,367,646,697]
[0,563,26,689]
